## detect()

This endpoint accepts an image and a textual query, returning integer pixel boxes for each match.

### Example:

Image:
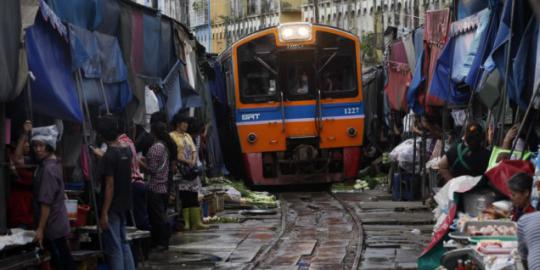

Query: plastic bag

[484,160,535,197]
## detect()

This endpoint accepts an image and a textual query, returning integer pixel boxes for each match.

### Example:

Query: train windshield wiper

[253,55,277,76]
[317,51,337,74]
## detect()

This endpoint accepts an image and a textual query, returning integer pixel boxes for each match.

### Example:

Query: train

[217,22,364,185]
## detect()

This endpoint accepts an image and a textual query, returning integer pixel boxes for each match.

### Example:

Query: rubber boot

[189,207,209,230]
[182,208,191,231]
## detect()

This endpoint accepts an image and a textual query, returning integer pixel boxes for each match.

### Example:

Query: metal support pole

[498,0,516,146]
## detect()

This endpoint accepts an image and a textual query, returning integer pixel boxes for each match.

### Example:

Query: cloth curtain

[0,0,21,102]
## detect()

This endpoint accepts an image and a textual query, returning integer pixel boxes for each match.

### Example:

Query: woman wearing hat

[31,124,75,270]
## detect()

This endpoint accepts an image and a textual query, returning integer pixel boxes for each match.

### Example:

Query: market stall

[419,159,536,270]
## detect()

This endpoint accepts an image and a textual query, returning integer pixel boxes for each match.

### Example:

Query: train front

[230,23,364,185]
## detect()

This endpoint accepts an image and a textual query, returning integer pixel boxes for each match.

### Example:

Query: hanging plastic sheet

[68,24,131,111]
[451,9,491,83]
[455,0,488,20]
[511,19,539,110]
[466,2,502,89]
[159,20,176,78]
[413,27,424,60]
[96,0,120,35]
[428,8,491,105]
[402,33,417,73]
[142,13,160,78]
[181,77,202,108]
[162,61,182,121]
[362,67,385,148]
[424,9,451,107]
[407,50,425,114]
[0,0,21,102]
[485,0,533,86]
[26,13,83,122]
[45,0,102,30]
[209,63,227,104]
[385,41,411,112]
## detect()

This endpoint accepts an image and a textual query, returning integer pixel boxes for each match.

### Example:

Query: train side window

[236,34,278,103]
[316,32,358,98]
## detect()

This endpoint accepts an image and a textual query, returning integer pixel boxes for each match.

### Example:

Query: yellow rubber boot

[189,207,209,230]
[182,208,191,231]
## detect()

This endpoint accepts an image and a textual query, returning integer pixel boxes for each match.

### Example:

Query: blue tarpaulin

[68,24,128,83]
[26,14,83,122]
[428,8,491,105]
[467,2,502,89]
[96,0,120,35]
[68,24,132,112]
[407,50,425,114]
[142,14,160,77]
[511,19,539,110]
[485,0,533,90]
[455,0,488,20]
[162,61,183,121]
[209,64,227,104]
[45,0,103,30]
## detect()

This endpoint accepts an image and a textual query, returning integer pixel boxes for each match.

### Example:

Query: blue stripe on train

[235,102,364,123]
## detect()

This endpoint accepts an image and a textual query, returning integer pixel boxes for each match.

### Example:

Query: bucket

[65,199,78,221]
[75,204,91,227]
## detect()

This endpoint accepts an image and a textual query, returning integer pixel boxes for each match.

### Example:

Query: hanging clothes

[402,33,417,74]
[423,9,451,107]
[0,0,21,102]
[385,41,411,112]
[26,6,83,122]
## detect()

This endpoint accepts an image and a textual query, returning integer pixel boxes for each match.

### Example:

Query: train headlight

[347,127,357,137]
[278,23,312,42]
[247,133,257,144]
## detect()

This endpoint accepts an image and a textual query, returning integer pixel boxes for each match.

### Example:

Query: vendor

[7,121,35,228]
[31,125,76,269]
[438,122,490,182]
[508,173,535,221]
[517,211,540,270]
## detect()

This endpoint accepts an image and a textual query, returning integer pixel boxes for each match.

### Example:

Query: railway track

[249,191,363,270]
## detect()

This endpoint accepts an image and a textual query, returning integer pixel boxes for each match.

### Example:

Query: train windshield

[237,34,278,103]
[316,32,358,98]
[279,49,315,100]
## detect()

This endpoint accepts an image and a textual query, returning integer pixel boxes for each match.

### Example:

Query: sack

[177,163,201,181]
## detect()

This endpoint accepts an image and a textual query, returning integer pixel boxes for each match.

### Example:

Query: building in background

[132,0,190,25]
[185,0,452,54]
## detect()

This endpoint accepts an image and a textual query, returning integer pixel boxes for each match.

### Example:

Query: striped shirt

[146,142,169,194]
[518,211,540,270]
